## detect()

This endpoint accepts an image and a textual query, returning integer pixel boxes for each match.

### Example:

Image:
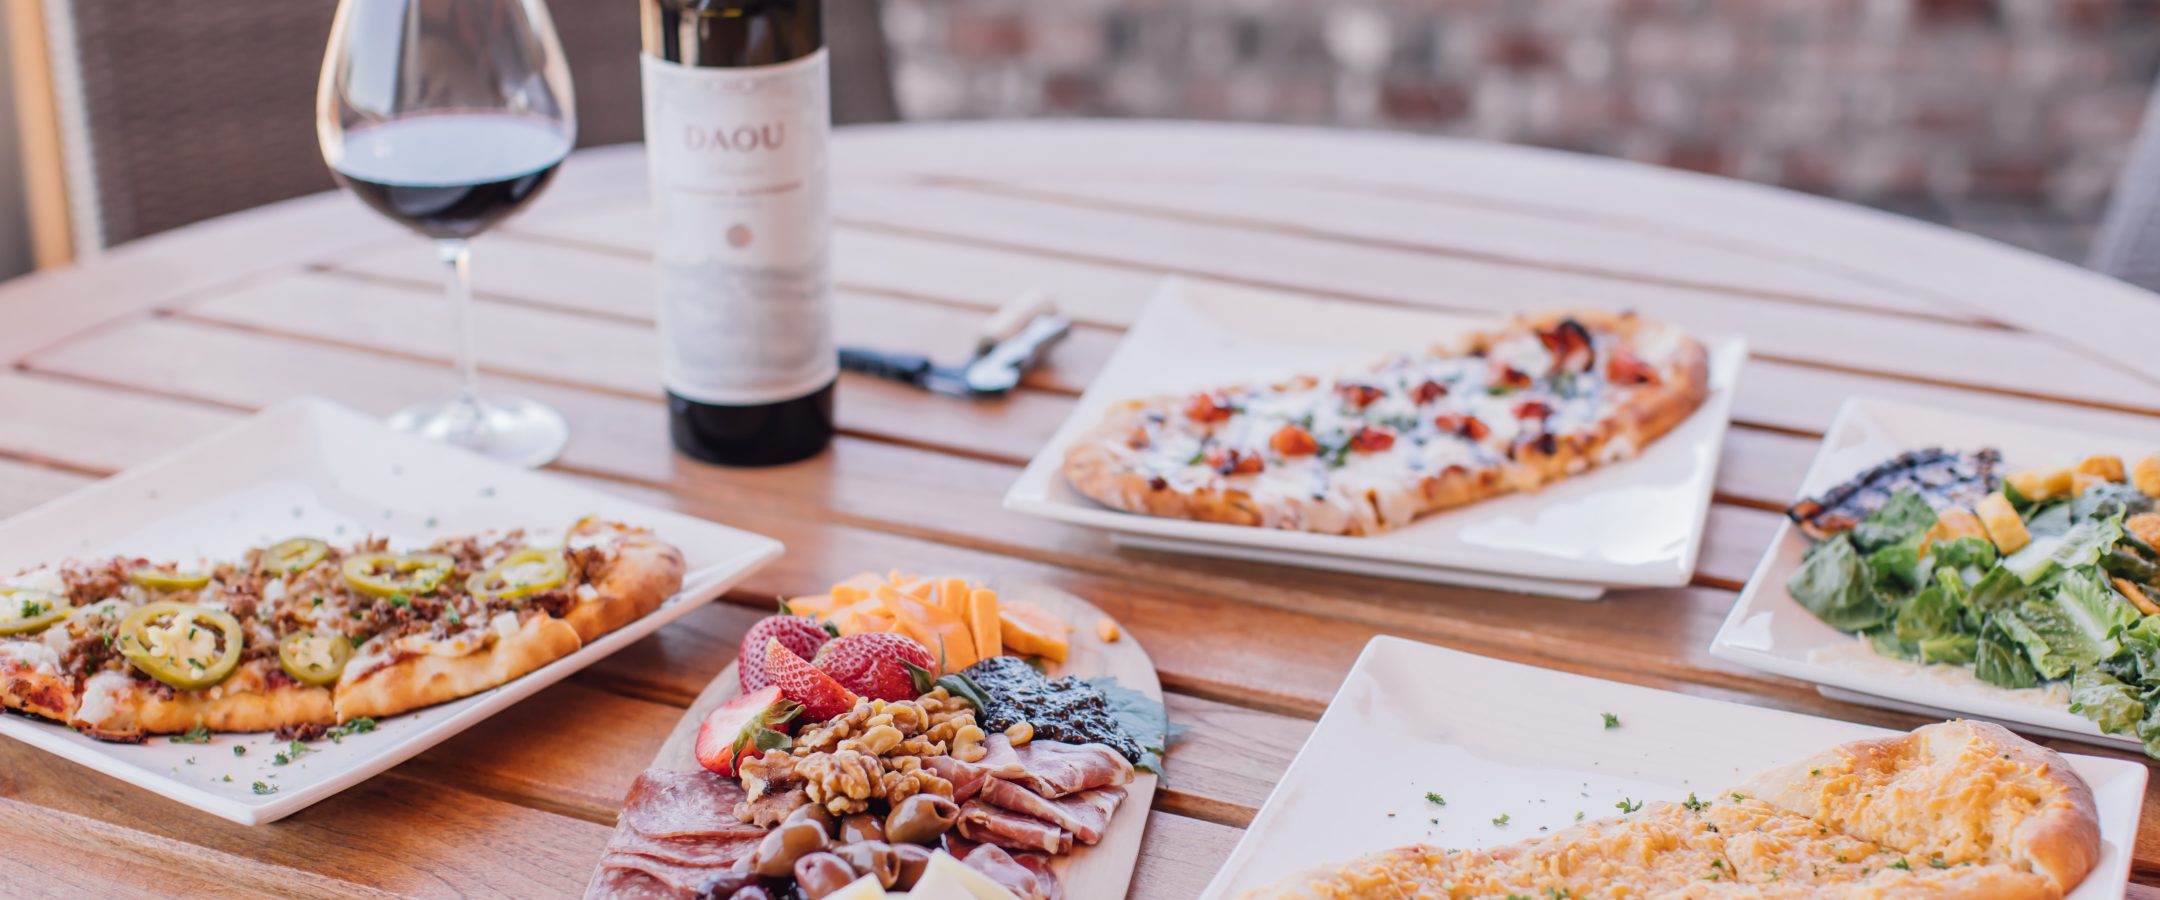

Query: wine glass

[316,0,577,467]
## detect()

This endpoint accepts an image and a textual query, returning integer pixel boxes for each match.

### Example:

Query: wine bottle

[640,0,836,466]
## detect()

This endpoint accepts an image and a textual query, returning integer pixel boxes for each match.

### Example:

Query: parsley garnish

[1601,712,1619,729]
[233,745,246,756]
[1424,792,1446,806]
[1929,857,1949,869]
[388,594,410,609]
[326,717,378,743]
[1616,797,1642,814]
[1810,768,1821,776]
[445,607,462,627]
[1491,813,1511,827]
[169,725,211,744]
[1890,859,1911,871]
[251,780,277,795]
[1573,811,1584,821]
[1730,792,1747,802]
[1682,793,1707,812]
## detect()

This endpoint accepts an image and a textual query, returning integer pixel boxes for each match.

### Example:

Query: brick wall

[881,0,2160,214]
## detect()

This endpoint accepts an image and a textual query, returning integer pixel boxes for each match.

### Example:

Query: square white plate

[1203,636,2144,898]
[1005,278,1747,595]
[1711,395,2160,753]
[0,397,782,825]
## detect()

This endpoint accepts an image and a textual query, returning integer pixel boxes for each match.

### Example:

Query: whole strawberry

[764,637,858,723]
[738,613,834,693]
[814,632,936,703]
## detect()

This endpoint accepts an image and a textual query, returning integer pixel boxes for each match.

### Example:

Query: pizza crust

[1064,309,1711,535]
[1737,719,2101,894]
[69,661,334,742]
[0,641,78,722]
[333,612,583,721]
[562,528,686,645]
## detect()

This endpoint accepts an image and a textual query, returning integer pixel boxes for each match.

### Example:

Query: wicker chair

[28,0,895,257]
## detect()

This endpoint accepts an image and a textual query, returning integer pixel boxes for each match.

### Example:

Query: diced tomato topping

[1270,424,1320,456]
[1513,400,1553,420]
[1184,392,1235,423]
[1411,380,1448,404]
[1606,346,1661,386]
[1435,414,1491,441]
[1335,383,1385,410]
[1490,360,1533,390]
[1536,319,1595,373]
[1205,447,1264,475]
[1348,426,1396,453]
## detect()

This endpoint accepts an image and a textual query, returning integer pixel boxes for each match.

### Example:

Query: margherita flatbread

[1248,720,2100,899]
[0,517,683,742]
[1064,310,1709,535]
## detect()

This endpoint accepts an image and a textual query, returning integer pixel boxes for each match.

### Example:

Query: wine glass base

[387,396,568,468]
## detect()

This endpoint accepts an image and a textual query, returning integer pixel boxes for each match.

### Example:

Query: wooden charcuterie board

[649,582,1161,899]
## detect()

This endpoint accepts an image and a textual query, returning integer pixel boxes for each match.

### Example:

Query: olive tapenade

[961,655,1143,762]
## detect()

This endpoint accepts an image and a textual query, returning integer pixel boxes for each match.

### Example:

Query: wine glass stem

[436,238,485,423]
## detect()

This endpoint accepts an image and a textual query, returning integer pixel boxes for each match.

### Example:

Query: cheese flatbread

[1249,721,2099,899]
[1064,309,1709,535]
[0,518,683,741]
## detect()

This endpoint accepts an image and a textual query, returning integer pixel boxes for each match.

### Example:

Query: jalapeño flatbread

[0,517,683,741]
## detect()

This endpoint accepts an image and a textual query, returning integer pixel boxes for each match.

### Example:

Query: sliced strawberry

[765,638,858,723]
[738,613,834,693]
[814,632,937,703]
[693,685,801,777]
[1411,380,1448,404]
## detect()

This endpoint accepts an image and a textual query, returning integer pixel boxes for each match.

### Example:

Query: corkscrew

[838,291,1070,398]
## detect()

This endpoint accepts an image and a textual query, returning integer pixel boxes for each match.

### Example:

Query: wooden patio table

[4,121,2160,898]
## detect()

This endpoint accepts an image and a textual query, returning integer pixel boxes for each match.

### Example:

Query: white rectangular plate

[1711,395,2160,753]
[0,397,782,825]
[1004,278,1746,591]
[1203,636,2144,899]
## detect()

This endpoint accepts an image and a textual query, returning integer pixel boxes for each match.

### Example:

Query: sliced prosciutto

[585,769,768,899]
[980,779,1127,846]
[957,799,1074,855]
[959,842,1060,900]
[1007,740,1135,799]
[923,732,1025,802]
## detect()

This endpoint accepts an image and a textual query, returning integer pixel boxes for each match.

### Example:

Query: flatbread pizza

[1248,720,2101,899]
[0,517,683,742]
[1063,309,1710,535]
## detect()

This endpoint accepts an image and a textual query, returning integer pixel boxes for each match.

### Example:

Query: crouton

[2135,454,2160,498]
[1975,492,2030,554]
[2077,455,2127,482]
[2004,467,2074,501]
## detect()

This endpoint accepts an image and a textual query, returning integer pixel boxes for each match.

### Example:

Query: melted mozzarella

[5,569,67,597]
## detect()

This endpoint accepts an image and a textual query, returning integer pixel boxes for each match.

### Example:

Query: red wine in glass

[318,0,578,467]
[331,113,571,241]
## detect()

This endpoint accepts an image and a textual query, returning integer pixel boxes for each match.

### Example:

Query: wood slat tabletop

[3,121,2158,898]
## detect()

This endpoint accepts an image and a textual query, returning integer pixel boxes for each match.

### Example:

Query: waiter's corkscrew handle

[837,346,933,386]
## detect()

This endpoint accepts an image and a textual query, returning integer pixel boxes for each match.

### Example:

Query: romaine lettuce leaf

[1928,537,1997,587]
[2074,481,2152,520]
[1974,624,2041,689]
[1966,565,2027,614]
[1867,538,1931,594]
[1893,583,1964,645]
[1787,536,1890,632]
[2005,516,2123,584]
[1851,490,1937,553]
[1917,633,1977,665]
[1999,570,2138,678]
[2070,669,2145,735]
